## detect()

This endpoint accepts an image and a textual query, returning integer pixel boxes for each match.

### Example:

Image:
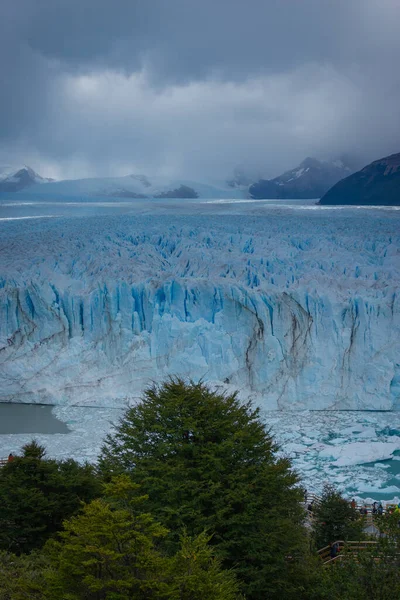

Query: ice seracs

[0,202,398,410]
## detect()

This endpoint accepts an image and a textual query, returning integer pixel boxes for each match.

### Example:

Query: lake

[0,403,70,435]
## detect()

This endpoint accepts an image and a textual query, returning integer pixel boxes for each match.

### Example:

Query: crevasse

[0,209,399,409]
[0,279,398,409]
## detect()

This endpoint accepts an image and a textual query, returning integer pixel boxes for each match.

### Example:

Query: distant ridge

[320,152,400,206]
[0,165,53,192]
[11,172,246,200]
[249,157,353,199]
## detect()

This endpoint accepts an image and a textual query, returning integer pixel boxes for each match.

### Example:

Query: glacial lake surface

[0,403,69,435]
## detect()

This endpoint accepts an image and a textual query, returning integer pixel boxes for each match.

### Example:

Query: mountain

[320,152,400,206]
[0,165,53,192]
[21,173,245,200]
[249,157,353,199]
[154,184,198,198]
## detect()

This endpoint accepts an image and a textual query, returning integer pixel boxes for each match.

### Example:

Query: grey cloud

[14,0,388,81]
[0,0,399,179]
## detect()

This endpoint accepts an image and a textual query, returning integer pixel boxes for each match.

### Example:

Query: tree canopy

[0,475,240,600]
[0,440,101,554]
[313,485,363,549]
[100,379,308,599]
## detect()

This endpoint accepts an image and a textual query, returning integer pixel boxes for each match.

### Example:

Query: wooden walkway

[304,491,394,540]
[305,491,394,517]
[318,540,379,565]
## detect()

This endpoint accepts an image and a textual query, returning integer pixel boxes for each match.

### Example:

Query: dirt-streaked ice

[0,199,399,410]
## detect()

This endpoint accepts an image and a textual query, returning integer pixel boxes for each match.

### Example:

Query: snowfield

[0,199,399,410]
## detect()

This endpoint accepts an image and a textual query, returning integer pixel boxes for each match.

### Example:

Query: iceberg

[0,202,399,409]
[319,441,400,467]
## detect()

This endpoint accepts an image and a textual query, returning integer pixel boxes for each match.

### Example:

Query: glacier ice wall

[0,206,399,409]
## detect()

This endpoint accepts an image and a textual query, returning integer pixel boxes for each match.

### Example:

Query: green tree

[44,475,240,600]
[310,543,400,600]
[313,485,363,549]
[0,550,49,600]
[100,379,308,599]
[167,531,241,600]
[0,441,101,553]
[45,500,167,599]
[375,509,400,546]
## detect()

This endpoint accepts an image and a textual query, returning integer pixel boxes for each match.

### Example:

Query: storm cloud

[1,0,399,179]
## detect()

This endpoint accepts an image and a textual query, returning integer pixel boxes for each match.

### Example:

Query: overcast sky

[1,0,399,180]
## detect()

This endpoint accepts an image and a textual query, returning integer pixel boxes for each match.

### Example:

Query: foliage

[44,475,240,600]
[310,545,400,600]
[0,478,239,599]
[100,378,308,599]
[167,531,242,600]
[375,510,400,545]
[309,506,400,599]
[45,500,167,597]
[0,550,50,600]
[313,484,363,548]
[0,440,101,553]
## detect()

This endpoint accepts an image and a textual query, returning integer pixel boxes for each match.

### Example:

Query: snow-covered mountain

[23,173,246,200]
[0,165,53,192]
[0,202,398,410]
[0,160,355,200]
[249,157,353,199]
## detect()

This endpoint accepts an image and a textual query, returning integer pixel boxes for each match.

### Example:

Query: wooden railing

[318,540,379,565]
[304,492,322,506]
[304,492,391,516]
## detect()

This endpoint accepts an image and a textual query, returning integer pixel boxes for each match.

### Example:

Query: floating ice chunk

[301,436,315,445]
[386,436,400,445]
[332,474,349,484]
[357,484,400,494]
[311,443,327,451]
[284,443,310,455]
[296,463,317,471]
[341,426,364,435]
[279,432,298,442]
[319,441,400,467]
[354,427,377,439]
[302,429,321,439]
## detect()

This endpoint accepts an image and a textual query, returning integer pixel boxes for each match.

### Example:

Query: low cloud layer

[1,0,399,180]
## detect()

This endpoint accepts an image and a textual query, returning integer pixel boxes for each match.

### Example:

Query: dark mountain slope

[320,153,400,206]
[249,157,352,199]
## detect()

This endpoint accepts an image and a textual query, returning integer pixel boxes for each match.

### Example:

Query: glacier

[0,199,399,410]
[17,173,247,200]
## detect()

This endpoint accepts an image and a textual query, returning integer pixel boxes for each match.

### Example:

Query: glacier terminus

[0,198,399,411]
